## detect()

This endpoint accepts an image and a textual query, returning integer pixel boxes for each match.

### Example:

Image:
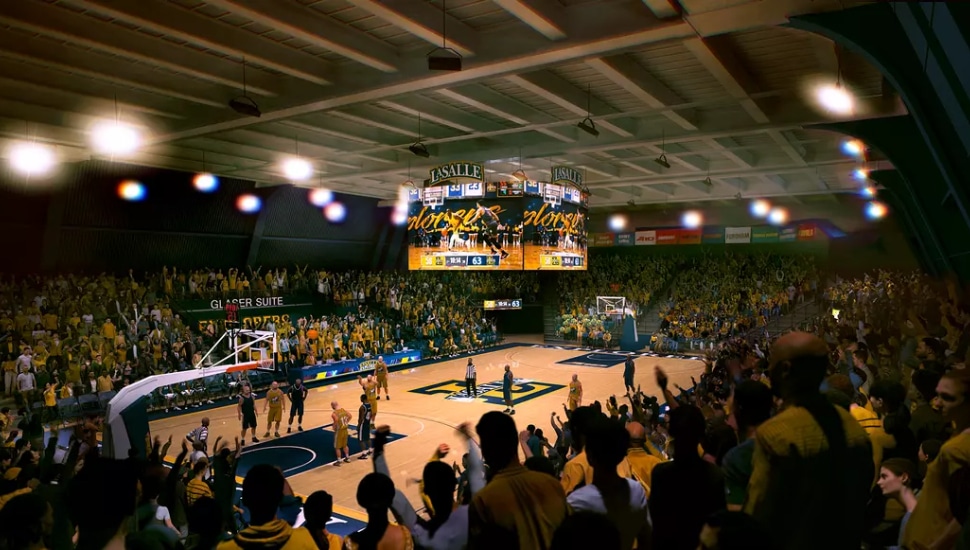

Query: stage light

[815,83,854,115]
[750,199,771,218]
[308,188,333,207]
[865,201,887,220]
[8,142,55,176]
[860,185,877,199]
[391,210,407,226]
[841,139,865,157]
[682,210,702,229]
[325,201,347,223]
[236,194,261,213]
[92,121,140,155]
[608,213,627,231]
[852,168,869,181]
[117,180,146,202]
[282,157,312,181]
[768,207,788,225]
[193,173,218,193]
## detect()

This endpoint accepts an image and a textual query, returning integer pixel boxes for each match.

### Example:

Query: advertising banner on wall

[656,228,679,245]
[616,232,635,246]
[724,226,752,244]
[300,349,423,382]
[702,227,725,244]
[635,230,656,245]
[678,228,702,245]
[751,226,780,243]
[797,223,817,240]
[779,226,798,242]
[592,232,616,247]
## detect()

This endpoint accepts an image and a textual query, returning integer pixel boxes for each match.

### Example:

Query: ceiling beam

[66,0,334,85]
[0,40,223,108]
[769,130,809,165]
[0,0,278,97]
[641,0,679,19]
[706,137,754,168]
[351,0,478,57]
[492,0,567,40]
[201,0,398,72]
[683,36,769,124]
[0,75,182,120]
[585,56,696,130]
[505,72,634,137]
[150,20,694,143]
[810,34,839,79]
[436,86,575,142]
[376,97,510,134]
[684,0,840,37]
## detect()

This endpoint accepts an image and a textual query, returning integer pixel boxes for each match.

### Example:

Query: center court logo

[410,378,565,405]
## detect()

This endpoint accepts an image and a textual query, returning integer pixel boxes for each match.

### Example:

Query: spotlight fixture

[576,84,599,138]
[409,114,430,158]
[841,139,865,157]
[577,117,599,137]
[682,210,702,229]
[816,83,854,115]
[750,199,771,218]
[768,207,788,225]
[8,142,55,177]
[654,130,670,169]
[608,213,627,231]
[703,176,713,187]
[865,201,887,220]
[408,141,430,158]
[92,121,140,156]
[282,157,312,181]
[229,60,260,117]
[427,0,461,71]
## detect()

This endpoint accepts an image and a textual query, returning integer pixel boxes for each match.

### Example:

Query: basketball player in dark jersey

[471,201,510,259]
[237,383,259,445]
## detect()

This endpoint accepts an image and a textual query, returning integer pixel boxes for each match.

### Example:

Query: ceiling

[0,0,901,208]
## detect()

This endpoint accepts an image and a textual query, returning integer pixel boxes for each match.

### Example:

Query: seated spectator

[0,492,52,550]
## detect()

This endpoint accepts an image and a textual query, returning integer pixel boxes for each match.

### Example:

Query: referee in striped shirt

[465,358,477,397]
[186,417,210,453]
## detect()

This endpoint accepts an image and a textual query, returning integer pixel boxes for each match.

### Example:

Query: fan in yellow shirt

[903,369,970,550]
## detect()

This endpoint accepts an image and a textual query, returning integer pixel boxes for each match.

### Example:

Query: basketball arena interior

[1,1,969,549]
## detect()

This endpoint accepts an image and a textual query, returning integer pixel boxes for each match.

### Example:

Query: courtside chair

[98,390,116,412]
[78,393,101,415]
[56,396,81,426]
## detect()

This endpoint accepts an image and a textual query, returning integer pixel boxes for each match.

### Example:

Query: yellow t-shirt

[266,388,284,410]
[903,431,970,548]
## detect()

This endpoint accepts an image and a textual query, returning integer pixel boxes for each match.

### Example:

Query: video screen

[406,183,524,271]
[522,184,588,270]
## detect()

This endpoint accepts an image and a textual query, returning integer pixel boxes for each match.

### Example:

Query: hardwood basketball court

[149,337,705,517]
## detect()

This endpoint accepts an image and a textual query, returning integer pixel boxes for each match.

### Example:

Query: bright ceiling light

[841,139,865,157]
[117,180,146,202]
[193,173,218,193]
[324,201,347,223]
[608,213,627,232]
[865,201,888,220]
[282,157,313,181]
[391,210,407,226]
[768,207,788,225]
[816,83,855,115]
[236,194,261,213]
[750,199,771,218]
[860,185,877,199]
[8,142,55,176]
[91,121,140,155]
[682,210,702,229]
[852,168,869,181]
[308,188,333,207]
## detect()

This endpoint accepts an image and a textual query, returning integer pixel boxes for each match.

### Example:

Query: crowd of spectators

[1,263,967,550]
[654,253,819,350]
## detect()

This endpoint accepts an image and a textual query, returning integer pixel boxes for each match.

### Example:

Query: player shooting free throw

[470,201,510,260]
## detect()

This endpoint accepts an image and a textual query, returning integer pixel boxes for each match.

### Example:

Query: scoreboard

[483,298,522,311]
[539,254,585,268]
[420,253,504,269]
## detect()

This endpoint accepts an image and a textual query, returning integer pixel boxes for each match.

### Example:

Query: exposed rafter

[492,0,567,40]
